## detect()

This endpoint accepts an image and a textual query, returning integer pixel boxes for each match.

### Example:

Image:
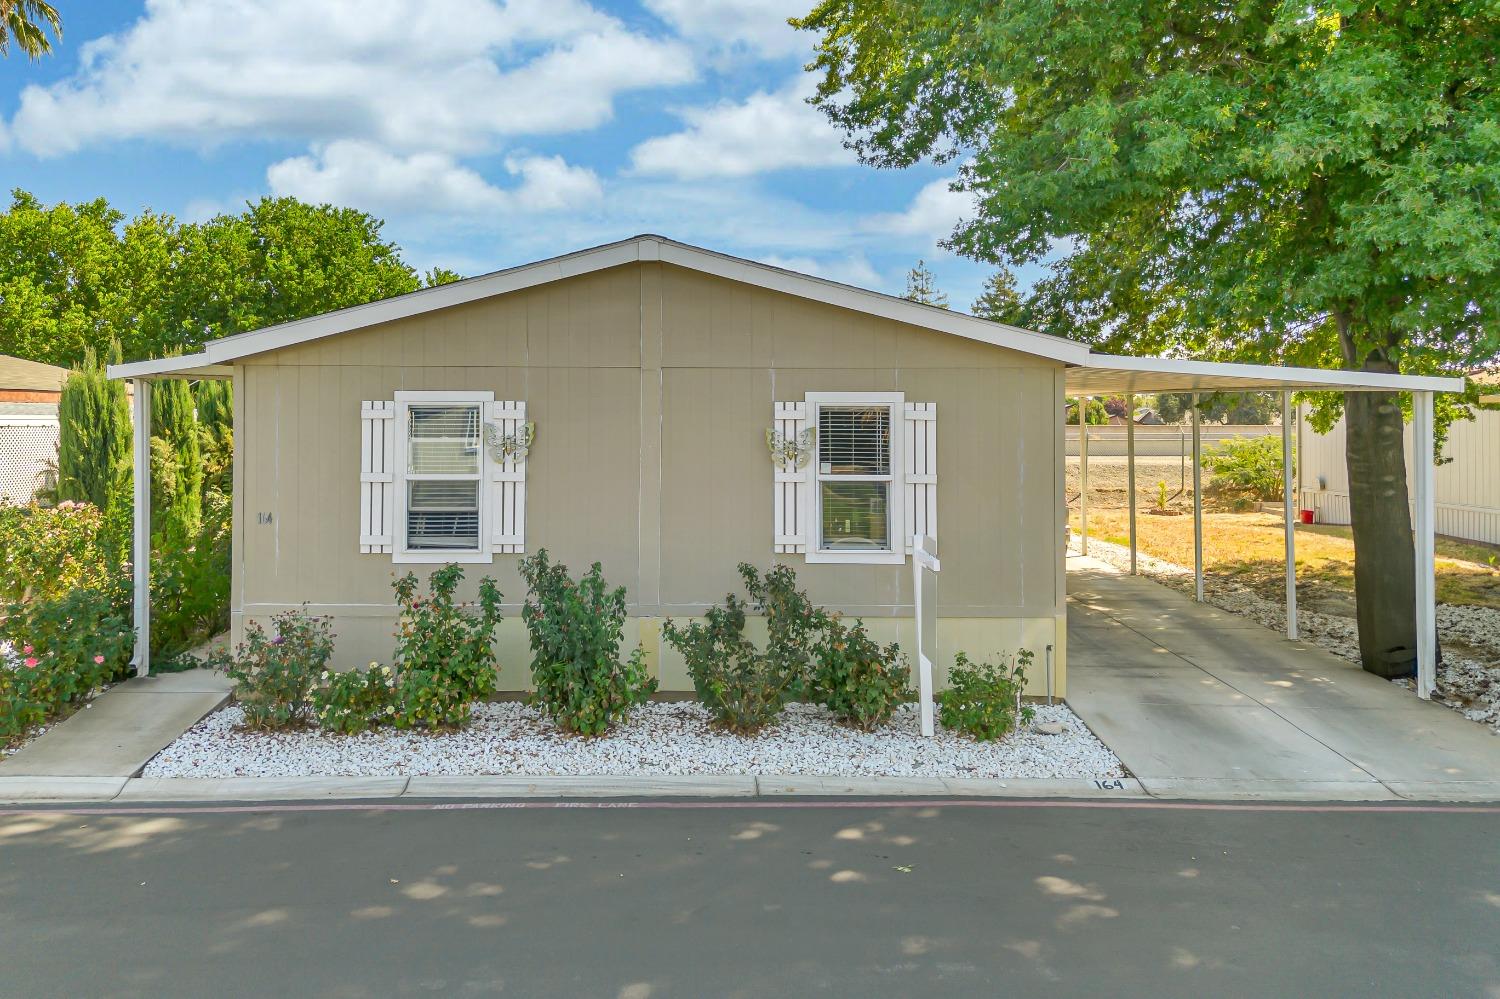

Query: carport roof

[1066,353,1463,395]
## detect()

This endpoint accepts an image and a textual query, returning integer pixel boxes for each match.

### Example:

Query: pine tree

[193,379,233,497]
[971,269,1022,323]
[150,377,202,538]
[903,260,948,308]
[56,342,131,509]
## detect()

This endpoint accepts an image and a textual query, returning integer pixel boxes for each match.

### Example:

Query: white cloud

[628,78,850,179]
[266,142,602,216]
[8,0,695,156]
[862,176,975,243]
[643,0,811,59]
[758,253,881,288]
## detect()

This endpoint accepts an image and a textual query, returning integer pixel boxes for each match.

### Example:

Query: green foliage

[1,1,62,59]
[738,562,825,697]
[388,564,503,728]
[0,502,115,602]
[1157,392,1277,426]
[312,664,398,735]
[1,586,133,745]
[1202,435,1287,501]
[1155,479,1169,512]
[809,615,909,731]
[150,492,231,660]
[519,551,654,736]
[903,259,947,308]
[0,190,449,367]
[221,609,335,730]
[151,377,203,537]
[971,268,1022,322]
[662,592,789,734]
[1068,398,1108,426]
[936,650,1036,742]
[56,343,130,509]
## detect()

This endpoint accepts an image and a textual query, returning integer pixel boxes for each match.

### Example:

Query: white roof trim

[1068,354,1464,395]
[108,235,1091,379]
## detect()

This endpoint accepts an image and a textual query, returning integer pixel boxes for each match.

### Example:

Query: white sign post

[913,534,941,737]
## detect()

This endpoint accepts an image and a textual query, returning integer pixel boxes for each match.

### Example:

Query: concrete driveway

[1066,556,1500,800]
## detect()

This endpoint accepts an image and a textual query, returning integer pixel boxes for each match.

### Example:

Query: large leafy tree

[1,0,60,58]
[795,0,1500,677]
[0,190,452,366]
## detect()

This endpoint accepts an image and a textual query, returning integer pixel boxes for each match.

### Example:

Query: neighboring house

[1297,387,1500,545]
[0,355,67,504]
[110,236,1462,693]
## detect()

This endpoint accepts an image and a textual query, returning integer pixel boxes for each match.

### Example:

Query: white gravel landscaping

[1078,536,1500,733]
[142,701,1125,780]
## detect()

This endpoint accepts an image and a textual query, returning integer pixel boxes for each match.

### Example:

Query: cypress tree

[150,377,202,537]
[56,342,131,509]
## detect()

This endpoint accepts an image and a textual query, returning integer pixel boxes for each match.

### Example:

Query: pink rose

[94,655,106,665]
[22,645,33,654]
[23,657,39,668]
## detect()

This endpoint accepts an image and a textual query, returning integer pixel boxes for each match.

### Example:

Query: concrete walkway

[0,669,230,778]
[1066,555,1500,800]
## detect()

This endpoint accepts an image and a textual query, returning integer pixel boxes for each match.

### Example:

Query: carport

[1064,354,1464,698]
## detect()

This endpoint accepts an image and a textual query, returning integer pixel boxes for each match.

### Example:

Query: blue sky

[0,0,1034,309]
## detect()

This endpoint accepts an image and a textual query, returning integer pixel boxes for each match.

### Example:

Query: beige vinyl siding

[232,260,1069,692]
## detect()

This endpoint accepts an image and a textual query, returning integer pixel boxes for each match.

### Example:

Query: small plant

[221,609,335,730]
[810,614,909,731]
[1202,435,1286,501]
[937,649,1036,741]
[662,592,790,733]
[387,564,504,729]
[1155,479,1169,512]
[312,663,399,735]
[519,550,655,736]
[738,562,825,698]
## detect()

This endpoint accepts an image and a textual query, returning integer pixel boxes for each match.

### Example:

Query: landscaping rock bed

[1078,536,1500,733]
[143,701,1124,779]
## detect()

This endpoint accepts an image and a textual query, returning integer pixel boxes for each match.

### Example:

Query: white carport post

[1281,391,1298,640]
[131,379,151,677]
[1191,394,1204,602]
[1412,390,1437,699]
[1126,392,1137,574]
[1078,398,1089,555]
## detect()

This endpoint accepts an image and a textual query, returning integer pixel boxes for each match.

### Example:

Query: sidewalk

[0,669,230,779]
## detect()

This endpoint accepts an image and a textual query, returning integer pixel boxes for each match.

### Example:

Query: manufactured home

[112,236,1460,698]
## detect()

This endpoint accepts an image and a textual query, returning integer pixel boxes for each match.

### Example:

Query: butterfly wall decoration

[766,426,816,469]
[484,420,536,462]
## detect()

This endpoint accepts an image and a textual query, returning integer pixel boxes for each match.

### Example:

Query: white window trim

[392,390,495,564]
[803,391,906,565]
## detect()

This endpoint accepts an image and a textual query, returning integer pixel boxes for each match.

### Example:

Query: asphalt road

[1,798,1497,998]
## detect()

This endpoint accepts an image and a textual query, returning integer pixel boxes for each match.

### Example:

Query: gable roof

[0,354,69,393]
[108,234,1091,379]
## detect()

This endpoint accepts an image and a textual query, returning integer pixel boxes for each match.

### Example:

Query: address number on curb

[1093,779,1126,791]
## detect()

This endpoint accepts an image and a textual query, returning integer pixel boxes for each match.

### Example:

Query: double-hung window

[394,390,492,562]
[806,392,905,565]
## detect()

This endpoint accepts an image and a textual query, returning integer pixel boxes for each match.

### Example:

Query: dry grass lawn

[1072,507,1500,612]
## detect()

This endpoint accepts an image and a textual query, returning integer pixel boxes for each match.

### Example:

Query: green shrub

[936,650,1036,741]
[1202,435,1286,501]
[387,564,503,728]
[810,615,909,731]
[151,492,232,660]
[662,592,790,733]
[738,562,824,697]
[221,609,335,730]
[1,586,134,745]
[56,343,131,510]
[312,663,398,735]
[518,550,654,736]
[151,378,204,538]
[0,501,116,603]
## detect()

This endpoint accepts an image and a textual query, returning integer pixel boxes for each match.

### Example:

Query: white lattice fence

[0,417,59,504]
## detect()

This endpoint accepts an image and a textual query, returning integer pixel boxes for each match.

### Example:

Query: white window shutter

[488,400,527,554]
[359,401,395,553]
[774,401,810,553]
[903,402,937,553]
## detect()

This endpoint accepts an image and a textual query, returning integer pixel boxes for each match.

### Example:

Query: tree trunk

[1343,365,1418,678]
